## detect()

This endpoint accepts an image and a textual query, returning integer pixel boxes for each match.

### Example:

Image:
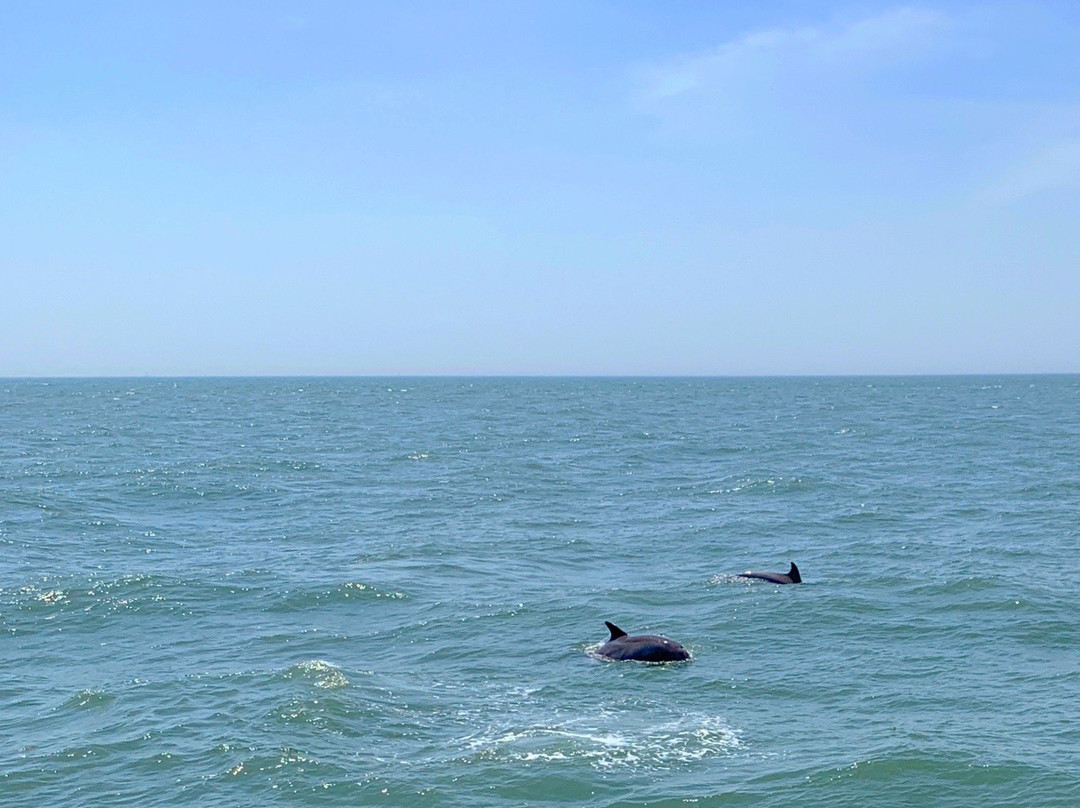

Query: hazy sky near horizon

[3,1,1079,376]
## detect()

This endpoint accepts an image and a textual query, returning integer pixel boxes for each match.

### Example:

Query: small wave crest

[269,582,407,612]
[216,745,336,781]
[281,659,349,689]
[59,689,115,710]
[707,476,805,496]
[1,575,170,619]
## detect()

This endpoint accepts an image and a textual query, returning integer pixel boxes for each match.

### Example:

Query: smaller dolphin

[594,621,691,663]
[737,561,801,585]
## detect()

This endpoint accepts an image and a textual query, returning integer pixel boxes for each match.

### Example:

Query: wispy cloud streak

[636,7,951,113]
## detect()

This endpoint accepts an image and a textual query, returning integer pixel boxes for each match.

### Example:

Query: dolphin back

[737,561,802,584]
[596,622,691,663]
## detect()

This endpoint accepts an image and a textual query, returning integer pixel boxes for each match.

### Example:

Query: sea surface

[2,376,1079,807]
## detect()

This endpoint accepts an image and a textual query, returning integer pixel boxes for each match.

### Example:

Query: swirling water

[1,376,1078,807]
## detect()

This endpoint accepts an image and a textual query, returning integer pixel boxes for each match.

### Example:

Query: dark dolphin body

[594,621,691,663]
[736,561,802,585]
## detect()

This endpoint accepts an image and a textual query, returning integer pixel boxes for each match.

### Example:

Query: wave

[267,581,408,612]
[58,689,116,711]
[0,575,173,621]
[796,750,1080,808]
[279,659,349,690]
[0,573,408,625]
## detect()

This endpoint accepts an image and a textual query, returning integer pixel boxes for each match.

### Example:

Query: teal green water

[2,377,1079,807]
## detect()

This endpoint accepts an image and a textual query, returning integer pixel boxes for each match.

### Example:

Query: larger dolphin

[594,621,691,663]
[737,561,802,584]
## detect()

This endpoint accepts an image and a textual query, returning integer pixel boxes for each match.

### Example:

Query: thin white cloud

[635,6,951,123]
[978,139,1080,205]
[631,5,1080,210]
[635,5,950,103]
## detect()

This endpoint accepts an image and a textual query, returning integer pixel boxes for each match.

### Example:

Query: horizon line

[3,371,1078,381]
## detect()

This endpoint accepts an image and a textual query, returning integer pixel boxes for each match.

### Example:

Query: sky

[2,1,1079,376]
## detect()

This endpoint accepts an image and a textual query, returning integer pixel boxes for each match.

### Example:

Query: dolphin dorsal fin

[788,562,802,583]
[605,621,627,640]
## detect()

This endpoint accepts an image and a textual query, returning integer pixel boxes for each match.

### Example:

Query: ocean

[2,376,1078,807]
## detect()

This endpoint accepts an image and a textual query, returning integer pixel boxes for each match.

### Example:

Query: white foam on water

[459,712,741,770]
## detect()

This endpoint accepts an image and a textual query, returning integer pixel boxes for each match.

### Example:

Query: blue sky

[3,1,1079,376]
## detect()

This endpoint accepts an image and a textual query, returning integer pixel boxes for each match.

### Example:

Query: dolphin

[736,561,801,584]
[594,621,691,663]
